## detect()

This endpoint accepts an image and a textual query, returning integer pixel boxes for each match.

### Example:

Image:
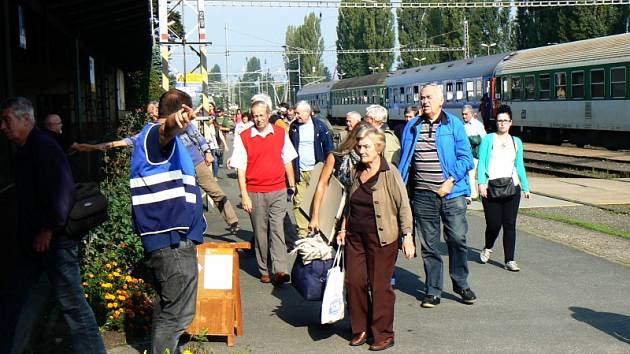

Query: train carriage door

[413,85,420,103]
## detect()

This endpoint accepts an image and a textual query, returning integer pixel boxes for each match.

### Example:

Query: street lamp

[369,66,378,74]
[413,57,426,66]
[480,42,497,56]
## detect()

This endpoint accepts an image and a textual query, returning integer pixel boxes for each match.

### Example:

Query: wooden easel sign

[187,242,250,346]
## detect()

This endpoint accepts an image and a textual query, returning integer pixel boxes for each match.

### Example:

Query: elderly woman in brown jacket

[337,127,415,351]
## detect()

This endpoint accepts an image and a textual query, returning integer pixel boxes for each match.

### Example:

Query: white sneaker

[505,261,521,272]
[480,248,492,263]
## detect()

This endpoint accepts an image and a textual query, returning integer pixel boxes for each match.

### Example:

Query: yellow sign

[177,72,206,84]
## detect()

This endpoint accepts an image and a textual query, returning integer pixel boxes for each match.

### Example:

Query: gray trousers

[146,239,198,354]
[249,189,289,275]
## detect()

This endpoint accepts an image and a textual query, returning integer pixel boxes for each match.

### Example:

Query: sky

[172,4,341,83]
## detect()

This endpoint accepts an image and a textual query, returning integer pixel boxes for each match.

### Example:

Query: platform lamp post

[480,42,496,56]
[413,57,426,66]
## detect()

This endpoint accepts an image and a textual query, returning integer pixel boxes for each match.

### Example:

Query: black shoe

[454,287,476,304]
[229,222,240,234]
[421,295,440,308]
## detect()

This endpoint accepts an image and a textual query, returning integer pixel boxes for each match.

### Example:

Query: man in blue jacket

[398,84,476,308]
[288,101,333,238]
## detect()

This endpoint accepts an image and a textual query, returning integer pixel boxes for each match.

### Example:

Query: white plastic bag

[321,247,345,324]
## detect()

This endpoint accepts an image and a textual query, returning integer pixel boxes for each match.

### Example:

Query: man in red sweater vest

[229,98,298,285]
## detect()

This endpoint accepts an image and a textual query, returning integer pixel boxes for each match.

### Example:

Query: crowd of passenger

[0,83,530,353]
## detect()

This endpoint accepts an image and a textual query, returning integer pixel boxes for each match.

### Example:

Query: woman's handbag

[321,248,345,324]
[487,177,517,199]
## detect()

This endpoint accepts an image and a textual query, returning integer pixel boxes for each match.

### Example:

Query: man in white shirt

[229,97,298,285]
[288,101,334,237]
[462,105,487,200]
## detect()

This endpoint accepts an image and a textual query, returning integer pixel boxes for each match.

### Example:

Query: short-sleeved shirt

[228,123,298,171]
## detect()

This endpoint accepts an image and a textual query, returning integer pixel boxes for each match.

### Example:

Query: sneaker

[505,261,521,272]
[479,248,492,263]
[421,295,440,308]
[454,287,476,304]
[229,222,240,234]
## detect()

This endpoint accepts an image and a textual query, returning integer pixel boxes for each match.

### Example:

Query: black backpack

[64,182,108,240]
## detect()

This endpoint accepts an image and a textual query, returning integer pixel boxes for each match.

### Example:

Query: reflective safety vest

[130,123,199,236]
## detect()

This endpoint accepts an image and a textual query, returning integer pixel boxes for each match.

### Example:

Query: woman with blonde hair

[308,122,370,234]
[336,127,414,351]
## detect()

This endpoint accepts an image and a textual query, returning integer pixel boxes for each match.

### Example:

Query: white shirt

[464,118,487,138]
[228,123,298,171]
[488,135,520,186]
[297,119,316,171]
[202,121,219,150]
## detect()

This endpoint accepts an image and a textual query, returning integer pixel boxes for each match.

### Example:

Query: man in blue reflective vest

[130,89,205,354]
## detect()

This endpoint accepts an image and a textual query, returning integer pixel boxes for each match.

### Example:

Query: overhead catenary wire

[193,0,630,8]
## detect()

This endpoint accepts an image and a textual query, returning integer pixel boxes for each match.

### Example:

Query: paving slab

[109,165,630,354]
[528,177,630,205]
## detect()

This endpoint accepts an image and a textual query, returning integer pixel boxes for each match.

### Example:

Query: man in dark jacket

[0,97,105,353]
[288,100,334,237]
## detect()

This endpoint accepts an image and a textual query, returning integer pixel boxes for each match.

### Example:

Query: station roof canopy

[43,0,152,70]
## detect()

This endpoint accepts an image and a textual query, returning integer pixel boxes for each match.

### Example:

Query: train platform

[469,176,630,211]
[107,165,630,354]
[524,143,630,163]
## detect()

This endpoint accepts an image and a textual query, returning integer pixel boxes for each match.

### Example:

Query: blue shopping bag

[291,255,334,301]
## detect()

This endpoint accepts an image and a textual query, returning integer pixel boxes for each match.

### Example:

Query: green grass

[522,210,630,240]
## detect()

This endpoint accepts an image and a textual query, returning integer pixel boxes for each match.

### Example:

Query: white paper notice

[203,254,233,289]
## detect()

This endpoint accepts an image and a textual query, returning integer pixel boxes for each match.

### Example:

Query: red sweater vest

[240,125,287,192]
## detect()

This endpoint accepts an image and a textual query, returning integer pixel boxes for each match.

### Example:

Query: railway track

[523,151,630,178]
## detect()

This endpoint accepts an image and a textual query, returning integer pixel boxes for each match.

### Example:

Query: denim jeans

[211,149,220,178]
[10,246,106,354]
[412,190,470,297]
[146,239,198,354]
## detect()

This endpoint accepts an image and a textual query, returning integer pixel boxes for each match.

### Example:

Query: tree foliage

[284,12,327,102]
[209,64,222,82]
[336,0,395,78]
[515,5,630,49]
[397,2,511,69]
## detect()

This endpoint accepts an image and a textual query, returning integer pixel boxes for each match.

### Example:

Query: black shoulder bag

[65,182,108,240]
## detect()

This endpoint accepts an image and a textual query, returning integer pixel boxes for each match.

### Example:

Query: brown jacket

[348,157,413,246]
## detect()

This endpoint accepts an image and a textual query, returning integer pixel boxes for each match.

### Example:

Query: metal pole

[297,53,302,89]
[197,0,209,113]
[158,0,169,91]
[225,23,230,107]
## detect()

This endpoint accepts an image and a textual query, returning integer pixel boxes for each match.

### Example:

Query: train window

[413,86,419,102]
[456,82,464,101]
[511,76,522,100]
[539,74,550,100]
[502,77,511,101]
[406,87,412,103]
[524,75,535,100]
[466,81,474,101]
[571,71,584,99]
[446,82,454,102]
[476,79,483,100]
[364,90,368,104]
[590,69,604,99]
[611,67,626,98]
[555,73,567,99]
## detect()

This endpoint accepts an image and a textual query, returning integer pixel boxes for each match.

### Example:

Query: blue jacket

[398,111,474,199]
[289,118,334,182]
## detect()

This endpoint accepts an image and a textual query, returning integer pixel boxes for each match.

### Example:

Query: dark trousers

[3,246,106,354]
[412,190,470,296]
[345,231,398,343]
[481,187,521,262]
[146,239,198,354]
